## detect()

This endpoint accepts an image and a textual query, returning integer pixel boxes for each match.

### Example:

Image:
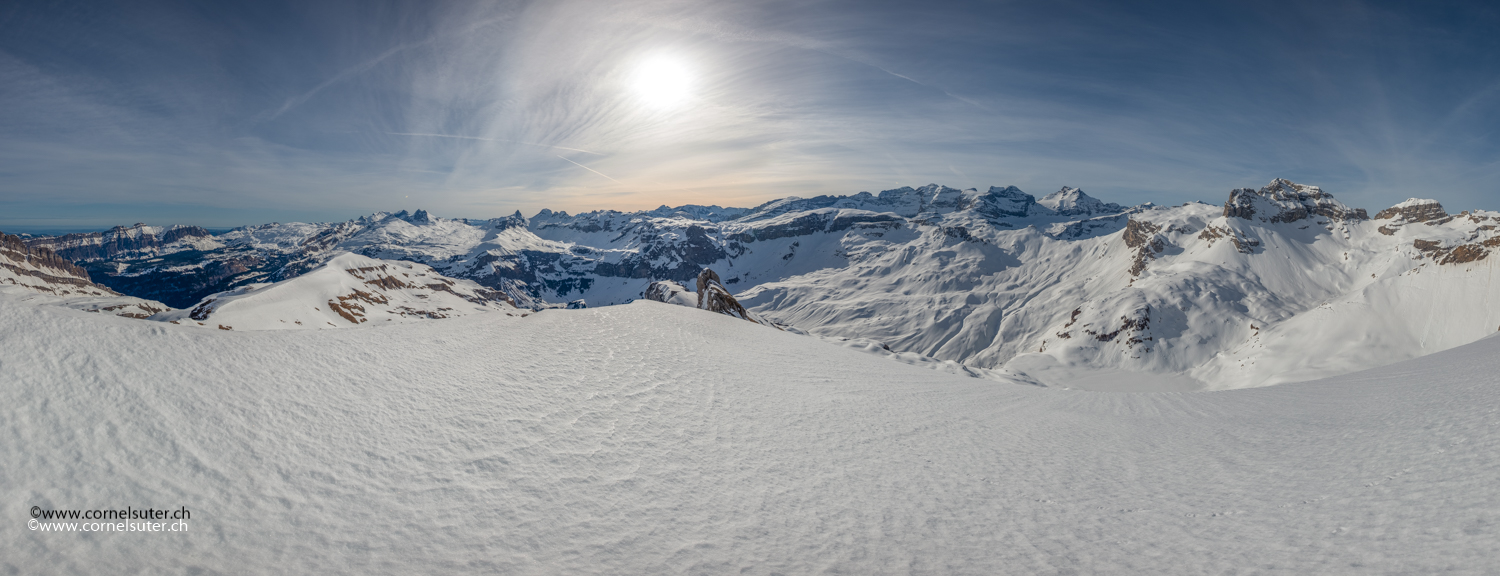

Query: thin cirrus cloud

[0,0,1496,231]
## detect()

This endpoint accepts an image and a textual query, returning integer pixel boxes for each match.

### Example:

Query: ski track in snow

[2,298,1497,574]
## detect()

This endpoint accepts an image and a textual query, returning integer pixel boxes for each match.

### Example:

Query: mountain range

[9,178,1499,390]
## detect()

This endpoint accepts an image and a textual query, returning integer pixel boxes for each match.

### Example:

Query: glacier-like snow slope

[2,295,1497,574]
[151,253,520,330]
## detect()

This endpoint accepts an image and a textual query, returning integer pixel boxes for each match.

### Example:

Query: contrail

[556,155,623,184]
[388,132,604,156]
[263,13,515,121]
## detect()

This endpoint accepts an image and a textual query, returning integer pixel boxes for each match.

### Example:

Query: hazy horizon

[0,177,1473,235]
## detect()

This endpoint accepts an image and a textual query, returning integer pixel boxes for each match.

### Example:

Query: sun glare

[632,56,692,110]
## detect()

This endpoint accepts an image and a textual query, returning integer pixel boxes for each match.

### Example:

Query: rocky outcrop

[1197,225,1260,254]
[1412,236,1500,266]
[1123,219,1166,277]
[644,280,696,307]
[1,232,135,298]
[695,269,778,328]
[1224,179,1368,224]
[25,224,212,262]
[2,232,95,282]
[1373,199,1448,224]
[2,231,171,317]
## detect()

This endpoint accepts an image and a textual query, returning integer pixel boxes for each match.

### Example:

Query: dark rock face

[25,224,212,262]
[1374,201,1448,223]
[1224,179,1368,223]
[566,299,587,309]
[1123,220,1166,277]
[695,269,760,324]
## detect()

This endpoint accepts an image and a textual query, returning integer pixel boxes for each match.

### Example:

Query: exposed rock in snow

[1,231,172,318]
[1374,198,1448,223]
[1122,218,1166,277]
[1223,178,1369,223]
[644,280,696,307]
[692,269,777,328]
[152,253,518,330]
[1,232,98,292]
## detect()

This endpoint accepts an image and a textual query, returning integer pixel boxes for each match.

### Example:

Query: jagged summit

[1223,178,1368,224]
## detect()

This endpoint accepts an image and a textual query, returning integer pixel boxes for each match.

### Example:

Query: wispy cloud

[388,132,604,156]
[2,0,1499,228]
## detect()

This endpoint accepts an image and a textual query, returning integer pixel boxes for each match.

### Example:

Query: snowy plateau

[2,178,1499,573]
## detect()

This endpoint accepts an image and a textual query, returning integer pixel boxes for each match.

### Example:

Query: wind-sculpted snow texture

[2,298,1497,574]
[27,179,1500,389]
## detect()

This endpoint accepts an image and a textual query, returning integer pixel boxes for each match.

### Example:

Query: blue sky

[1,0,1497,230]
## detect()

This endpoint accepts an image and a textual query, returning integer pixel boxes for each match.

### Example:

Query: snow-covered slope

[153,253,519,330]
[2,295,1496,574]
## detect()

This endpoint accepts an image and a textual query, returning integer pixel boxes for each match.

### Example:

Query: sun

[632,56,692,110]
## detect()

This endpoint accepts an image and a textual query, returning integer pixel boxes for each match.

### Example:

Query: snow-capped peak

[1037,186,1123,216]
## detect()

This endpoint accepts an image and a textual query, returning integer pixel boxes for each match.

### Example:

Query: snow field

[2,297,1497,574]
